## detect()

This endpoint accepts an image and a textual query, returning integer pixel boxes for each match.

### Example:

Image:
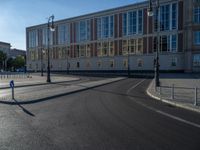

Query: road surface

[0,78,200,150]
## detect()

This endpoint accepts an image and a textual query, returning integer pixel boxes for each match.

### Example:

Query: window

[28,30,38,48]
[137,59,143,67]
[58,24,70,45]
[123,59,128,68]
[42,28,53,46]
[129,39,136,54]
[80,20,86,41]
[171,35,177,52]
[79,45,85,57]
[137,38,143,54]
[172,3,177,29]
[128,11,137,35]
[110,60,114,68]
[109,41,114,56]
[97,18,101,39]
[122,40,128,55]
[194,7,200,23]
[171,57,177,66]
[193,54,200,66]
[194,31,200,45]
[161,35,168,52]
[86,44,91,57]
[102,16,109,38]
[76,22,80,42]
[138,10,143,34]
[86,20,91,41]
[77,62,80,68]
[97,61,101,68]
[123,13,127,36]
[97,43,102,57]
[102,42,109,56]
[110,16,114,37]
[160,5,170,31]
[75,45,80,58]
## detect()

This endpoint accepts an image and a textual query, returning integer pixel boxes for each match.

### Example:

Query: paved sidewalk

[147,73,200,113]
[0,74,80,89]
[0,77,125,104]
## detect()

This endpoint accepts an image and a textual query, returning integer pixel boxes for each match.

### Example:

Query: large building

[26,0,200,73]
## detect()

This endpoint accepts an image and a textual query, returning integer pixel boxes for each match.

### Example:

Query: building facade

[26,0,200,73]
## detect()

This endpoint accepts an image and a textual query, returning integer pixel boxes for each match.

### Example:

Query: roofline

[27,0,148,29]
[0,41,11,46]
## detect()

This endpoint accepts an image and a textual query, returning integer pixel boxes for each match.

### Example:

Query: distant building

[0,41,11,58]
[0,41,26,70]
[10,48,26,59]
[26,0,200,73]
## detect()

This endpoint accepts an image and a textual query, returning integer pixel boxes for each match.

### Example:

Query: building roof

[0,41,11,46]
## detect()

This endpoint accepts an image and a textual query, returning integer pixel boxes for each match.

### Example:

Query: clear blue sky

[0,0,145,50]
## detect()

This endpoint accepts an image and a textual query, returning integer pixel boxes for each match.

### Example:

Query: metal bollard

[171,84,174,100]
[194,87,197,106]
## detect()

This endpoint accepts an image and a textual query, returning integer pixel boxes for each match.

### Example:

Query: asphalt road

[0,78,200,150]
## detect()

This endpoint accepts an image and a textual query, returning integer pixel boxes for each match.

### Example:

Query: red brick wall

[114,40,118,55]
[90,19,93,41]
[143,37,147,54]
[178,1,183,30]
[178,33,183,52]
[119,13,122,38]
[73,22,76,43]
[143,9,147,35]
[119,40,122,55]
[94,18,97,40]
[70,23,73,44]
[148,37,153,53]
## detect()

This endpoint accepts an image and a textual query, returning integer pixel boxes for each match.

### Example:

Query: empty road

[0,78,200,150]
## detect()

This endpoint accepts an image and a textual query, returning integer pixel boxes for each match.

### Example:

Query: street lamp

[41,48,45,76]
[47,15,55,83]
[148,0,160,87]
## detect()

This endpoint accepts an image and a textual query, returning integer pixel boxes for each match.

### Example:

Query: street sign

[10,80,14,88]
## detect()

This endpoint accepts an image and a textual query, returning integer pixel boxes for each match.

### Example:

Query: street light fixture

[47,15,55,83]
[148,0,160,87]
[41,48,45,76]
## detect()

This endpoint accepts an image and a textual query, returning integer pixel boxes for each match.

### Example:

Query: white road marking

[126,79,146,94]
[127,80,200,129]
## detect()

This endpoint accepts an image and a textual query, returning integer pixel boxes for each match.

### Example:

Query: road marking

[127,80,200,129]
[126,79,146,94]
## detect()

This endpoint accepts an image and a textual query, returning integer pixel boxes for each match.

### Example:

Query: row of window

[29,56,179,71]
[28,2,180,49]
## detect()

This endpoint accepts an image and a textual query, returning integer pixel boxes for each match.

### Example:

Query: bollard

[171,84,174,100]
[194,87,197,106]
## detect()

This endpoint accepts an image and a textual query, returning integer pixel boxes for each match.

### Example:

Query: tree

[12,55,25,70]
[0,51,7,70]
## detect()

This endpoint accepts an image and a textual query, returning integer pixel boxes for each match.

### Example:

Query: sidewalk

[0,74,80,89]
[147,73,200,113]
[0,77,125,104]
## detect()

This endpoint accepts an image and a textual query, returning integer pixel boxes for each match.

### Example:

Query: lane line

[126,80,200,129]
[126,79,146,94]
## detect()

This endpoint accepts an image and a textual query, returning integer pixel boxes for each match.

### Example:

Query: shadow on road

[13,99,35,117]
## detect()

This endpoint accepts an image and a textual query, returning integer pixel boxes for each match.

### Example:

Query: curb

[0,78,81,90]
[146,81,200,114]
[0,77,126,105]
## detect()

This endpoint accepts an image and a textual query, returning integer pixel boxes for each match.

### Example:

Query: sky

[0,0,145,50]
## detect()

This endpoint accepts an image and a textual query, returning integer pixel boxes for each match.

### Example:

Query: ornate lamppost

[46,15,55,83]
[148,0,160,87]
